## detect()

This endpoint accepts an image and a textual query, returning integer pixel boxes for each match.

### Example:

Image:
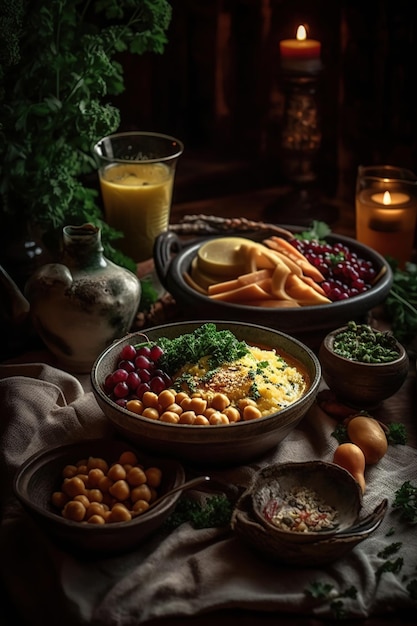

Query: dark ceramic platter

[154,227,393,347]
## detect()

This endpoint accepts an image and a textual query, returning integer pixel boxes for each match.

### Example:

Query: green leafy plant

[0,0,172,272]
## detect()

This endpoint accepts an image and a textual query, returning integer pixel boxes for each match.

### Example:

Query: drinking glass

[356,165,417,268]
[94,132,184,263]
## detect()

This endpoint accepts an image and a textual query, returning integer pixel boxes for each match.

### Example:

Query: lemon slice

[197,237,251,277]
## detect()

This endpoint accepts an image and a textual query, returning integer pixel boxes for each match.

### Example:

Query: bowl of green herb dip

[319,321,409,409]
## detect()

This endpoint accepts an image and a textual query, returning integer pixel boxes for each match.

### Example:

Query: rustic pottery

[24,224,141,373]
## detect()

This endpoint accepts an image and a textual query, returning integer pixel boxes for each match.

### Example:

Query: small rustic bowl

[154,228,393,349]
[249,461,363,544]
[13,438,185,555]
[91,321,321,467]
[231,488,385,567]
[319,326,409,409]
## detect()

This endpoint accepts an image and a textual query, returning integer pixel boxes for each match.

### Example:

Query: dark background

[109,0,417,212]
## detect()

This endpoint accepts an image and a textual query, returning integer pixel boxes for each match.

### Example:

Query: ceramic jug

[23,223,141,373]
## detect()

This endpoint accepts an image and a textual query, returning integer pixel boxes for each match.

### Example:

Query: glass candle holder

[356,165,417,268]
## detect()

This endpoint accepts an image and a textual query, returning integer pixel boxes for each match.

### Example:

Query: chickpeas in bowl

[91,321,321,466]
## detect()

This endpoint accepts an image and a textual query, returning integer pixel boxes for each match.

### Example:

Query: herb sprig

[384,260,417,345]
[156,323,250,375]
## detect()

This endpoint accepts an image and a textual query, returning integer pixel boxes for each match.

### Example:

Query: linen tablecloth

[0,361,416,626]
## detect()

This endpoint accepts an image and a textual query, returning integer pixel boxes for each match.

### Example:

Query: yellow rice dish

[174,346,308,418]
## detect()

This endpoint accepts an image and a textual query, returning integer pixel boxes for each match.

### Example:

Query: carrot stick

[263,236,325,282]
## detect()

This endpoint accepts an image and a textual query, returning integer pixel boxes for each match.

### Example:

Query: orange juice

[99,162,174,262]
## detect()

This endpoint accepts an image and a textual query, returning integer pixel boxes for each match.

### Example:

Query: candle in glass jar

[280,25,321,74]
[356,188,417,267]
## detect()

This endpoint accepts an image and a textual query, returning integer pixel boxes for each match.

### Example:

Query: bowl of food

[91,321,321,466]
[231,461,386,566]
[319,321,409,409]
[13,438,185,554]
[249,461,362,543]
[154,224,393,348]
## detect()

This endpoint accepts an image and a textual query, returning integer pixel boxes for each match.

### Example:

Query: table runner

[0,361,416,626]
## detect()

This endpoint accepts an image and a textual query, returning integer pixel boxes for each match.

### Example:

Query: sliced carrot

[271,264,292,300]
[208,280,272,302]
[299,274,327,296]
[263,236,325,282]
[245,299,301,308]
[285,274,331,306]
[208,269,273,295]
[184,272,208,295]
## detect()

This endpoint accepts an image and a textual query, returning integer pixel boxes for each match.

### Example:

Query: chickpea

[175,391,189,404]
[62,464,78,479]
[62,500,86,522]
[223,406,241,423]
[87,488,104,503]
[87,467,105,488]
[86,502,106,519]
[165,402,183,416]
[209,412,229,425]
[160,411,180,424]
[87,457,109,473]
[87,514,106,525]
[108,503,132,523]
[157,389,176,409]
[51,491,68,509]
[179,396,193,411]
[178,410,196,424]
[242,404,262,420]
[107,463,126,481]
[73,494,91,508]
[131,484,152,503]
[203,407,217,419]
[210,393,230,411]
[145,467,162,488]
[125,399,144,415]
[132,500,150,515]
[109,479,130,501]
[77,465,88,476]
[194,415,210,425]
[62,476,87,498]
[98,475,113,493]
[142,391,159,408]
[119,450,138,466]
[238,397,256,410]
[142,406,160,420]
[126,466,147,487]
[189,396,207,414]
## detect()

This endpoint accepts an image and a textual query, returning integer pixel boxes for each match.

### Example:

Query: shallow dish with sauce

[91,321,321,466]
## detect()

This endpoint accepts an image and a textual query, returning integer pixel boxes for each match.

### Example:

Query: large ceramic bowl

[91,321,321,466]
[13,438,185,555]
[154,228,393,348]
[319,325,409,409]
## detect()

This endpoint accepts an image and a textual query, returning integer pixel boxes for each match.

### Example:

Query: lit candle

[280,25,322,74]
[370,190,410,206]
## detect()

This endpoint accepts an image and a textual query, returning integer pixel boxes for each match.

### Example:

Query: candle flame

[296,25,307,41]
[382,191,392,205]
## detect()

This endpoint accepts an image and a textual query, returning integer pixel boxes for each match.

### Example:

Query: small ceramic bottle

[24,223,141,372]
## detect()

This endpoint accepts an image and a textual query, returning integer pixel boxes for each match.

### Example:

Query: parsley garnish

[392,481,417,522]
[156,323,249,375]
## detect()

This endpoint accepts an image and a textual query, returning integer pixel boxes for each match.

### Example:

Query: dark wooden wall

[112,0,417,204]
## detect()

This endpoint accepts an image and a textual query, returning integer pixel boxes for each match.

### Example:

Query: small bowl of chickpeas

[13,438,185,554]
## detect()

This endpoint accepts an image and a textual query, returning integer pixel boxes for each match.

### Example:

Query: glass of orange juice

[93,132,184,263]
[356,165,417,268]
